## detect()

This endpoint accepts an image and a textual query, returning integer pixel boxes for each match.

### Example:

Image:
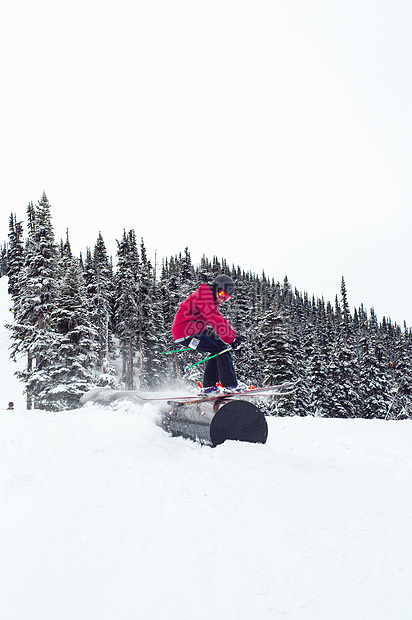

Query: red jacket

[172,283,237,344]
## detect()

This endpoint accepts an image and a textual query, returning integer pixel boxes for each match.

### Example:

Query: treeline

[3,193,412,418]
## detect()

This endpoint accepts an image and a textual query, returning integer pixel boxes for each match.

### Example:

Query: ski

[80,380,301,409]
[166,379,301,406]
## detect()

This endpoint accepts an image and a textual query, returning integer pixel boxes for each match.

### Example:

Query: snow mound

[1,407,412,620]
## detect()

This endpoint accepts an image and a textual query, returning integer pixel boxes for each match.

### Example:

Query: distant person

[172,275,245,394]
[6,401,14,410]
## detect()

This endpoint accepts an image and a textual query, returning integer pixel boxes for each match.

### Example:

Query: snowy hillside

[1,277,412,619]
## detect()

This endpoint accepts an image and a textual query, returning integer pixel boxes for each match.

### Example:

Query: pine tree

[141,276,169,388]
[84,232,117,386]
[0,242,8,277]
[288,289,312,416]
[113,230,140,389]
[46,258,98,410]
[328,285,359,418]
[308,334,330,416]
[340,277,352,335]
[387,326,412,419]
[229,273,265,387]
[259,306,295,415]
[7,213,25,304]
[137,238,155,387]
[58,229,73,275]
[360,336,388,418]
[10,194,60,408]
[157,268,182,383]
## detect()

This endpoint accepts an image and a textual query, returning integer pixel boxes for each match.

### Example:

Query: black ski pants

[180,328,237,388]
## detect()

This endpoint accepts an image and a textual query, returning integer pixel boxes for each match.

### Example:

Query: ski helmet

[212,274,235,300]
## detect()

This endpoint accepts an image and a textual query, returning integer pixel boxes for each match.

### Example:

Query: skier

[6,402,14,410]
[172,275,246,394]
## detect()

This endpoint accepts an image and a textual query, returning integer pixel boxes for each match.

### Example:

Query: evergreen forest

[2,193,412,419]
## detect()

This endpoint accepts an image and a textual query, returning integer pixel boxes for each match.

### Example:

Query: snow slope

[1,277,412,620]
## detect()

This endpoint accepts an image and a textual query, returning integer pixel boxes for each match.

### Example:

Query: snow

[1,276,412,619]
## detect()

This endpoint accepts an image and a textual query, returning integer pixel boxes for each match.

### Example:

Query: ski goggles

[217,289,231,302]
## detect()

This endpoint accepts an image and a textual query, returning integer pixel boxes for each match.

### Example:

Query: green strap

[161,347,193,354]
[185,347,232,370]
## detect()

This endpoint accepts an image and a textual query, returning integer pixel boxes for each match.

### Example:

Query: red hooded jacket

[172,283,236,344]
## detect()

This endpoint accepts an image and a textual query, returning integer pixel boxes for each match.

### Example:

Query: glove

[230,336,244,353]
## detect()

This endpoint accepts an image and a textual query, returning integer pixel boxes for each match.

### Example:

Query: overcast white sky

[1,0,412,325]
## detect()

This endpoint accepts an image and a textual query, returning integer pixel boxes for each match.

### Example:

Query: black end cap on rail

[210,400,268,447]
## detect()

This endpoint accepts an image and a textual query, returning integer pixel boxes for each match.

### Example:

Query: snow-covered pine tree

[140,271,169,389]
[308,335,330,416]
[198,254,215,284]
[328,282,360,417]
[7,213,24,305]
[83,233,117,387]
[386,324,412,419]
[259,306,295,415]
[365,308,392,417]
[137,238,156,388]
[356,305,388,418]
[10,194,60,409]
[179,247,195,290]
[227,271,264,387]
[157,264,182,382]
[113,230,140,389]
[45,257,98,410]
[289,290,312,416]
[0,242,8,276]
[60,228,72,258]
[306,296,333,416]
[57,229,73,278]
